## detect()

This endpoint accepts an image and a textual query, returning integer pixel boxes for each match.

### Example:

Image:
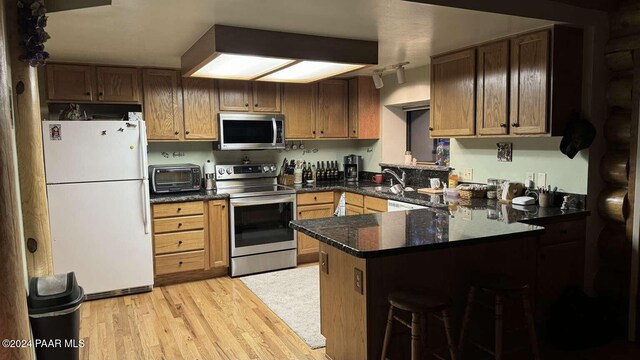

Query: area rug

[240,265,325,349]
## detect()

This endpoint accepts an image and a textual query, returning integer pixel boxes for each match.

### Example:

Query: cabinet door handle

[174,131,179,135]
[429,127,434,131]
[98,92,103,97]
[245,103,249,107]
[511,123,520,127]
[85,91,91,96]
[320,130,324,134]
[312,131,316,135]
[255,103,259,107]
[299,212,302,216]
[222,205,225,209]
[185,131,190,135]
[500,123,507,128]
[352,130,356,134]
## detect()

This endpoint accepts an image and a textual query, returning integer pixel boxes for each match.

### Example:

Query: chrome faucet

[382,168,406,187]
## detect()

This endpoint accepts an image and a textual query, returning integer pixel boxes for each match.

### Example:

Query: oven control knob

[226,168,233,175]
[270,165,276,172]
[218,168,225,175]
[263,165,270,173]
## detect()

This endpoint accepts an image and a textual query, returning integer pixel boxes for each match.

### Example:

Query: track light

[396,66,406,84]
[372,70,384,89]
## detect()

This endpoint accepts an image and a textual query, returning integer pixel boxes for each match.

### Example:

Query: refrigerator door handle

[142,180,151,234]
[138,121,149,180]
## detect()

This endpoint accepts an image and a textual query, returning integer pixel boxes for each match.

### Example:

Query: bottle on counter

[448,169,459,189]
[320,161,326,181]
[315,161,321,181]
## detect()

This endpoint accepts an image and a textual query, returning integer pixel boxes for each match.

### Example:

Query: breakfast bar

[290,206,588,360]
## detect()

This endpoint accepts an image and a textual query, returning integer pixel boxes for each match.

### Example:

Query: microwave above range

[218,113,285,151]
[149,164,201,194]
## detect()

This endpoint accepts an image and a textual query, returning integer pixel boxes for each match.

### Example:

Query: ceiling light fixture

[182,25,378,83]
[395,62,409,84]
[372,70,384,89]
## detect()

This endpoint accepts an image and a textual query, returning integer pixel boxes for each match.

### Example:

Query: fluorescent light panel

[258,61,365,83]
[193,54,294,80]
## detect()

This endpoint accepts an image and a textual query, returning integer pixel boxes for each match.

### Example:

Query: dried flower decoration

[17,0,50,66]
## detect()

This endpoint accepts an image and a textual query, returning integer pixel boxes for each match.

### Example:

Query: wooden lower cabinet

[346,204,364,216]
[364,196,387,212]
[297,193,334,263]
[152,200,229,284]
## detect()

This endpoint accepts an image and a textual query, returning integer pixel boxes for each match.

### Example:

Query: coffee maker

[343,154,362,183]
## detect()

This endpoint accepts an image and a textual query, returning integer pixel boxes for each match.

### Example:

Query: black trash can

[27,272,84,360]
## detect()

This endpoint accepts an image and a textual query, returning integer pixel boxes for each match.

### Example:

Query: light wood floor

[79,276,326,360]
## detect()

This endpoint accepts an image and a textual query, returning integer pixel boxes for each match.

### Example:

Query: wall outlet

[526,172,535,184]
[537,173,547,188]
[461,168,473,181]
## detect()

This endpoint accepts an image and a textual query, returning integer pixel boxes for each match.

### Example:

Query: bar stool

[381,290,457,360]
[458,278,540,360]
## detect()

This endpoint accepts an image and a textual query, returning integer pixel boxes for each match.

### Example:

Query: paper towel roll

[204,160,215,175]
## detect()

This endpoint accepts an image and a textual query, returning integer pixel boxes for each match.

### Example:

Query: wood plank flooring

[79,276,326,360]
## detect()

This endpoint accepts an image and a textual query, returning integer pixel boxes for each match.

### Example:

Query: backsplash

[378,165,449,188]
[147,140,380,172]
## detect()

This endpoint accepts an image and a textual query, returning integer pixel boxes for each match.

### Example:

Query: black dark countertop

[290,206,546,258]
[150,189,229,204]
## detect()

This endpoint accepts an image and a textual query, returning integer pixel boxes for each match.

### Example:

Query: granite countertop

[150,189,229,204]
[379,162,451,171]
[290,207,545,258]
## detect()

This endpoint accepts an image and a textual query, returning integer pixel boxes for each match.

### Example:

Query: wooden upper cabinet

[46,64,95,102]
[349,77,380,139]
[317,79,349,138]
[430,49,476,138]
[218,80,250,112]
[142,69,183,141]
[182,77,218,140]
[476,40,510,136]
[252,82,281,112]
[96,66,140,104]
[282,83,317,139]
[510,30,550,135]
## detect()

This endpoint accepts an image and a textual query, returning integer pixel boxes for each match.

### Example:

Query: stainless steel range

[216,163,297,277]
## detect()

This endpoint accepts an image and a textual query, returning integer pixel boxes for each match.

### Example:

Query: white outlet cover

[537,172,547,188]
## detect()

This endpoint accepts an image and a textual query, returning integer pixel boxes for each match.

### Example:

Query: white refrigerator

[42,120,153,298]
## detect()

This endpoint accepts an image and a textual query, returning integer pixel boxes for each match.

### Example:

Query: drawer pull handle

[177,207,182,212]
[299,212,302,216]
[179,261,183,266]
[314,196,317,201]
[178,241,183,245]
[178,223,183,227]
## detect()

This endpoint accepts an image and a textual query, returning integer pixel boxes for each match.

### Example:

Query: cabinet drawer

[153,201,204,218]
[539,219,586,246]
[364,196,387,212]
[153,215,204,234]
[297,192,334,205]
[345,204,364,216]
[154,230,205,255]
[345,192,364,207]
[155,250,205,275]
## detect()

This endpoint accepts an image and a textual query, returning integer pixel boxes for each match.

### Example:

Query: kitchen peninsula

[290,205,589,360]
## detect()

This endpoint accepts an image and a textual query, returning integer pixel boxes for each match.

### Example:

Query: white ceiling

[45,0,554,75]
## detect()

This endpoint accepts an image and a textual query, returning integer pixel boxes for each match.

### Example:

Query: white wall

[147,139,378,171]
[450,137,589,193]
[376,66,431,166]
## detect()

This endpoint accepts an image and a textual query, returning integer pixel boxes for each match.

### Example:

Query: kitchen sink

[361,185,415,194]
[361,185,391,193]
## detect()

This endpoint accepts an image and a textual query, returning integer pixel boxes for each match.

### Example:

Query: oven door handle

[231,197,295,207]
[272,118,277,146]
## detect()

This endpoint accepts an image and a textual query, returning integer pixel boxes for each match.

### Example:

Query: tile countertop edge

[289,221,545,259]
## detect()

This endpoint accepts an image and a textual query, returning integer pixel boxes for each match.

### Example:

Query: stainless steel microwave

[149,164,201,194]
[219,113,285,150]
